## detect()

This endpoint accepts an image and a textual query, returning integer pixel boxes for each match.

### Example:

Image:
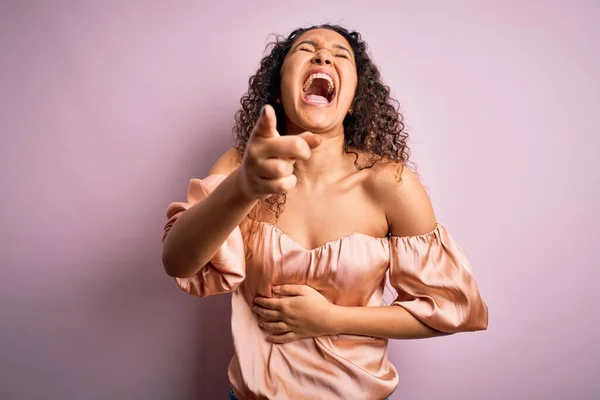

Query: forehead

[292,28,353,52]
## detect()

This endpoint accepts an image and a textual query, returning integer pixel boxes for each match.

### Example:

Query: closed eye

[335,53,349,59]
[299,47,313,52]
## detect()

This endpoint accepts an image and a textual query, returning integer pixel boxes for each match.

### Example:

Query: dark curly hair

[233,24,411,225]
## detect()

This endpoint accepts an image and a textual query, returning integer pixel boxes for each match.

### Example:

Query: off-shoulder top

[162,174,488,400]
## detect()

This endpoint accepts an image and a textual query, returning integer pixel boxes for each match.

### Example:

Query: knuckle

[280,179,293,193]
[285,175,297,190]
[245,145,259,163]
[270,175,296,194]
[272,180,287,194]
[291,138,305,155]
[275,161,290,177]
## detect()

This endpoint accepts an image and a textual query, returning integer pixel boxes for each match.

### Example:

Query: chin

[294,114,337,133]
[288,103,340,131]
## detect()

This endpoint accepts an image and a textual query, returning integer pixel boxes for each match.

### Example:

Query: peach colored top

[163,174,488,400]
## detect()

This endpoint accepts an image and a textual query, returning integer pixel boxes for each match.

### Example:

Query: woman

[161,24,488,400]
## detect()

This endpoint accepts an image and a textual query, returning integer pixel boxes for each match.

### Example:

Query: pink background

[1,1,598,399]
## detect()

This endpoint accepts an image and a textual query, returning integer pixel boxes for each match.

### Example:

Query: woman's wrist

[325,304,345,335]
[230,167,260,204]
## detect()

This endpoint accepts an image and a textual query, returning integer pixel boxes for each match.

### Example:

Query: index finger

[254,296,283,310]
[252,105,279,139]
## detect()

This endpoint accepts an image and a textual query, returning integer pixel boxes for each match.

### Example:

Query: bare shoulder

[208,147,242,175]
[365,161,437,237]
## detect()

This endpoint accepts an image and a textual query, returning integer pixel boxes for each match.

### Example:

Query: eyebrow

[294,40,353,58]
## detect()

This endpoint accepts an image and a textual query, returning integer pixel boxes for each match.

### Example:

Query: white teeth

[302,72,334,95]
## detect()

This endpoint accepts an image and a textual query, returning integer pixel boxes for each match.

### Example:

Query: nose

[311,49,333,66]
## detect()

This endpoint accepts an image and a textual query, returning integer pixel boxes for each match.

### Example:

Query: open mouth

[302,72,336,105]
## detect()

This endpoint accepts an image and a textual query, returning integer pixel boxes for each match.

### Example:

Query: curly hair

[233,24,411,225]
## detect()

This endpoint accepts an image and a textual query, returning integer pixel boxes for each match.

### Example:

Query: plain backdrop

[1,1,598,399]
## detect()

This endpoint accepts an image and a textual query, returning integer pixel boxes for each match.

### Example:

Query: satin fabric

[163,174,488,400]
[229,388,389,400]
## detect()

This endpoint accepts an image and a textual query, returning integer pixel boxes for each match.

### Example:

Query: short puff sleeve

[162,174,246,297]
[389,222,488,333]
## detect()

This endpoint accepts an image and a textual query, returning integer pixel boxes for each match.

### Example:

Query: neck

[284,123,349,190]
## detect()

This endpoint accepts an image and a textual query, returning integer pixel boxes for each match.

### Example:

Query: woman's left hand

[253,285,337,344]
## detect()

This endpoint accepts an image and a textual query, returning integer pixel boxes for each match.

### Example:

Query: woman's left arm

[254,284,444,342]
[376,165,489,336]
[328,302,448,339]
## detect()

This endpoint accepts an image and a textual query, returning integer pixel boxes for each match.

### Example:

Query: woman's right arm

[161,105,322,280]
